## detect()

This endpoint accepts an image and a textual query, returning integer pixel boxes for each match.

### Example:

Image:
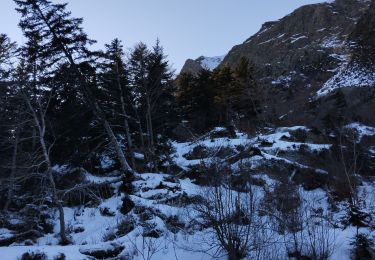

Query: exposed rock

[223,0,369,82]
[350,0,375,65]
[180,58,204,75]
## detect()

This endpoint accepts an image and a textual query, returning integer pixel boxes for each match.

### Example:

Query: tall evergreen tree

[98,38,136,169]
[128,40,176,170]
[14,0,136,179]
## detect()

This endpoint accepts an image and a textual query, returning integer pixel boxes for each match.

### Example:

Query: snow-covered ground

[1,126,374,259]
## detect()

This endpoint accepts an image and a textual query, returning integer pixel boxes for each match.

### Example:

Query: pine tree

[147,40,177,169]
[14,0,136,179]
[128,40,176,170]
[128,42,150,159]
[191,69,216,131]
[98,38,136,169]
[212,64,236,125]
[233,57,262,121]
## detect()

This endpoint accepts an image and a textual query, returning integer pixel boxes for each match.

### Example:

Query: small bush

[79,242,124,259]
[291,129,308,143]
[102,229,117,242]
[351,234,374,260]
[53,253,66,260]
[100,207,116,217]
[165,215,185,233]
[116,216,136,237]
[183,145,209,160]
[259,139,273,147]
[21,251,47,260]
[142,223,163,238]
[120,195,135,215]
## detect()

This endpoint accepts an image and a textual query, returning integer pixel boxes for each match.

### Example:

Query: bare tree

[22,90,69,244]
[262,180,335,260]
[127,228,163,260]
[194,168,267,260]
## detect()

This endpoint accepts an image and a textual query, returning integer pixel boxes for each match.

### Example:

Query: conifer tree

[212,64,236,125]
[233,57,262,120]
[99,38,136,169]
[128,40,175,170]
[14,0,136,179]
[0,34,17,80]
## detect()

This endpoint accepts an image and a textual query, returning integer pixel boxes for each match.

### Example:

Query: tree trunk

[146,96,157,171]
[115,61,136,170]
[3,127,19,211]
[24,94,69,245]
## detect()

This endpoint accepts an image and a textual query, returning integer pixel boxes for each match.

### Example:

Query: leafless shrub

[192,160,271,260]
[127,228,164,260]
[261,180,336,260]
[102,215,135,242]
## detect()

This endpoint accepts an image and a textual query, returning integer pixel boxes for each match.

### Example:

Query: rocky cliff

[223,0,370,89]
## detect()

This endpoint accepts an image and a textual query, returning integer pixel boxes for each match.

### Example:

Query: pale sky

[0,0,326,72]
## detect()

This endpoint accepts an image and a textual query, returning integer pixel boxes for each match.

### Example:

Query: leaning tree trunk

[33,4,135,180]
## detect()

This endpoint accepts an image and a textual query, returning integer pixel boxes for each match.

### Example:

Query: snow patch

[321,35,343,49]
[290,35,308,43]
[317,63,375,96]
[345,122,375,141]
[198,55,225,71]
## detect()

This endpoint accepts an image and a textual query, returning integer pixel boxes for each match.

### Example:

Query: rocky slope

[180,0,375,126]
[223,0,369,82]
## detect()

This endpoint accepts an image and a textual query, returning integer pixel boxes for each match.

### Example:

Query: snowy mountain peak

[179,55,225,75]
[196,55,225,71]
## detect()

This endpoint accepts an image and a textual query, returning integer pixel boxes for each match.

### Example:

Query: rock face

[223,0,370,89]
[180,58,204,75]
[315,0,375,125]
[350,0,375,65]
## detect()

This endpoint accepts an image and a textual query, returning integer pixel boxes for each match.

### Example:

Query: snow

[290,35,308,43]
[199,55,225,71]
[321,35,343,49]
[1,125,374,259]
[100,155,115,169]
[329,53,348,62]
[0,245,85,260]
[84,171,120,184]
[271,75,292,85]
[258,38,276,45]
[271,71,298,86]
[134,152,145,160]
[317,62,375,96]
[0,229,13,240]
[345,122,375,141]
